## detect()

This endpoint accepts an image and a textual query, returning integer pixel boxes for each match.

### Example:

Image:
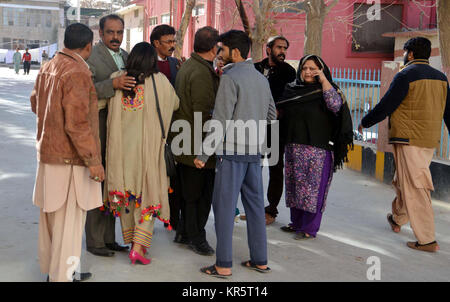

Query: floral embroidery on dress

[285,143,333,214]
[121,85,144,111]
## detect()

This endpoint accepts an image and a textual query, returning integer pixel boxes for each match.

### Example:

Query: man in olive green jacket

[169,26,220,256]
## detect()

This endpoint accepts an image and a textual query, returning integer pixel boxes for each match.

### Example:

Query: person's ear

[408,51,414,61]
[232,48,241,60]
[154,40,161,48]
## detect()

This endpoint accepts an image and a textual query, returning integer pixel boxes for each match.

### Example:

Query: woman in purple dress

[277,55,353,240]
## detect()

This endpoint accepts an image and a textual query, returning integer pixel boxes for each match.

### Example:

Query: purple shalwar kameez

[284,88,342,237]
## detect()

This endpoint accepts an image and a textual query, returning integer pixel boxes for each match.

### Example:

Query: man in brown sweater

[31,23,103,281]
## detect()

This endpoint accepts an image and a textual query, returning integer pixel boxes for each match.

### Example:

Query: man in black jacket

[254,36,296,225]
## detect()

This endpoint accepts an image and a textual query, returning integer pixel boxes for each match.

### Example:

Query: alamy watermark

[366,256,381,281]
[170,112,280,166]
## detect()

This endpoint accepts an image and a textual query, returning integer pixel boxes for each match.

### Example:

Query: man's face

[268,39,288,64]
[154,34,176,58]
[216,49,225,69]
[220,44,234,65]
[100,19,124,52]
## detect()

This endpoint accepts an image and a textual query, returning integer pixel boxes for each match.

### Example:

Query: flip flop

[200,265,232,279]
[241,261,271,273]
[280,225,296,233]
[294,232,314,240]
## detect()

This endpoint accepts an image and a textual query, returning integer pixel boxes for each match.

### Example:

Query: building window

[134,9,139,18]
[351,3,403,54]
[161,13,170,24]
[3,8,15,26]
[149,16,157,26]
[192,4,205,16]
[271,1,306,13]
[2,38,11,50]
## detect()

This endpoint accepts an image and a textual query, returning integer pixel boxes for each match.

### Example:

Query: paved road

[0,67,449,282]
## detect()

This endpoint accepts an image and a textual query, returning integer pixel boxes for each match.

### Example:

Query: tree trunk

[304,10,325,56]
[303,0,339,57]
[438,0,450,76]
[234,0,251,37]
[174,0,196,60]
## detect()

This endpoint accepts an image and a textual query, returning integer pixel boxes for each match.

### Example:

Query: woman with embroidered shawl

[278,55,353,240]
[104,42,179,264]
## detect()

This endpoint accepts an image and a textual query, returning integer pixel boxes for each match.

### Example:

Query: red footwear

[129,250,151,265]
[131,243,147,255]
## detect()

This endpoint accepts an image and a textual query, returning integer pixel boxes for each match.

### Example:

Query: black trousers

[85,108,116,248]
[23,61,31,74]
[168,165,184,231]
[178,163,215,245]
[265,142,285,218]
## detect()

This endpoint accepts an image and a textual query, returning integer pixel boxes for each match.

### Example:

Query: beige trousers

[392,144,436,244]
[37,171,87,282]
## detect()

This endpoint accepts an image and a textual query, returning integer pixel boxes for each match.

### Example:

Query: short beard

[270,52,285,65]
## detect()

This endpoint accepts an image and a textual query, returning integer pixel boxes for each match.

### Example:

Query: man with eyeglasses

[150,24,184,239]
[150,25,180,87]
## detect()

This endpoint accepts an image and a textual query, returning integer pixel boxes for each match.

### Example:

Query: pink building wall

[143,0,437,70]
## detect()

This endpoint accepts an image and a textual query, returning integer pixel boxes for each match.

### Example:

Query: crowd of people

[30,14,450,282]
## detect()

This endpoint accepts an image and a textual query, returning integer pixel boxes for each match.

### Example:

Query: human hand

[194,158,205,169]
[89,164,105,182]
[311,69,327,84]
[358,123,364,135]
[112,72,136,90]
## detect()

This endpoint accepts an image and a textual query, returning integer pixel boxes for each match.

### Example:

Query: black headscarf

[279,54,354,171]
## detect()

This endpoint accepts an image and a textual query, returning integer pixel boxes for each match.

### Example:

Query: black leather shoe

[174,233,189,244]
[87,247,115,257]
[189,241,215,256]
[105,242,129,252]
[73,272,92,282]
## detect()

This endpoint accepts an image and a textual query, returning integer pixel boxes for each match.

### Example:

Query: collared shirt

[107,47,125,70]
[158,55,167,62]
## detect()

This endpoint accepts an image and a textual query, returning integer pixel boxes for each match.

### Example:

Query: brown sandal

[387,214,401,233]
[407,241,440,253]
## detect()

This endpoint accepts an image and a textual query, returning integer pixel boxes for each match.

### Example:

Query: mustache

[110,40,121,44]
[277,54,285,59]
[169,47,175,52]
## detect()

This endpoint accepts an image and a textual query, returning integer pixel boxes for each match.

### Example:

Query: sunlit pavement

[1,67,449,282]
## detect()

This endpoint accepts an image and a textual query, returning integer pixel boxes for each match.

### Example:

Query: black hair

[194,26,219,53]
[100,14,124,31]
[217,30,252,59]
[150,24,176,45]
[123,42,158,99]
[267,36,289,49]
[64,23,93,50]
[403,37,432,60]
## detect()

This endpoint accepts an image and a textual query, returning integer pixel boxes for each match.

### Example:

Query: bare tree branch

[325,0,340,15]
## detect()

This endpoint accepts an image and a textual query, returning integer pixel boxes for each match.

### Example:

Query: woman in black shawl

[278,54,353,240]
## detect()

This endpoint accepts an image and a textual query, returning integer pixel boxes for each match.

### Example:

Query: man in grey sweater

[195,30,276,278]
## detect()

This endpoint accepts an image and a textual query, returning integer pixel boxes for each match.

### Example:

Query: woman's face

[301,59,321,83]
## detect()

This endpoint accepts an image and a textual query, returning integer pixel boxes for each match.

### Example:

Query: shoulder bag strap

[151,74,166,140]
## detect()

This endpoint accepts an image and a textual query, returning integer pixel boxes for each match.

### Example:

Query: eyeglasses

[159,39,176,45]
